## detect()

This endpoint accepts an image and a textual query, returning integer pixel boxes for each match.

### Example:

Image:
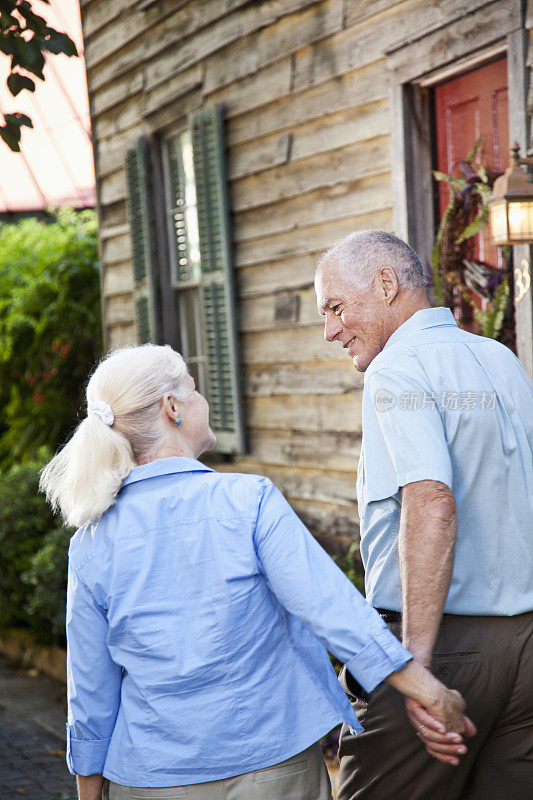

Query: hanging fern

[431,135,510,341]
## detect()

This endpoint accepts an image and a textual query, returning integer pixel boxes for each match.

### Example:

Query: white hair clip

[88,400,114,426]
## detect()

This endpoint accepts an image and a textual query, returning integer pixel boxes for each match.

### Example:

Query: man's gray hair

[317,230,426,291]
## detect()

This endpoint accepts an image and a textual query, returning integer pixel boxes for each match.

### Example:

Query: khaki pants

[103,741,332,800]
[337,612,533,800]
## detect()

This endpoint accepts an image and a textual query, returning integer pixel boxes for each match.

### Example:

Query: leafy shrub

[0,452,73,644]
[335,541,365,594]
[0,208,102,469]
[22,525,71,644]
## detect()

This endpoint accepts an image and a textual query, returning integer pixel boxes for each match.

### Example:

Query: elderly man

[315,230,533,800]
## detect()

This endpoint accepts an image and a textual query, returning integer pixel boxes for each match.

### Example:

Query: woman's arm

[252,479,475,759]
[66,557,122,779]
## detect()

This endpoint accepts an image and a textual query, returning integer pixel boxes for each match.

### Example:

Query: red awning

[0,0,95,213]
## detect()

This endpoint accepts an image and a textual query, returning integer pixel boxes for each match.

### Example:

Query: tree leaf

[4,111,33,128]
[455,207,489,244]
[42,28,77,57]
[7,71,35,96]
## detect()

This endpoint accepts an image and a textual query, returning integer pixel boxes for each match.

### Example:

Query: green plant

[0,451,73,644]
[22,523,71,643]
[335,541,365,594]
[0,0,78,150]
[431,137,511,341]
[0,209,102,470]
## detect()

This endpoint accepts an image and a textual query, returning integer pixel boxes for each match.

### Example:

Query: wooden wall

[80,0,518,553]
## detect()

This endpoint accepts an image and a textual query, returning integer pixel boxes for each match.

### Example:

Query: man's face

[315,259,391,372]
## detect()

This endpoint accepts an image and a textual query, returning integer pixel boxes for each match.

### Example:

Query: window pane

[177,289,207,396]
[163,132,201,286]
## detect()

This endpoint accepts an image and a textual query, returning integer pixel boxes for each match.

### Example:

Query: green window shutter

[125,138,159,343]
[191,106,245,454]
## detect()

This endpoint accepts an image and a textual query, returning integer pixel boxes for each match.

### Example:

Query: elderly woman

[41,344,471,800]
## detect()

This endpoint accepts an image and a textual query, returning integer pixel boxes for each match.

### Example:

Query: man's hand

[406,697,477,765]
[385,659,477,765]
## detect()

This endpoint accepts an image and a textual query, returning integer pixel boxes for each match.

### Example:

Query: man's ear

[379,266,399,305]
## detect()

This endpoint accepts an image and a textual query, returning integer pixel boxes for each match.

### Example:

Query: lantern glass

[488,200,509,245]
[507,200,533,242]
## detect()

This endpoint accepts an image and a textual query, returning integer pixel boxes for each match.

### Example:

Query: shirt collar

[384,307,457,350]
[120,457,214,489]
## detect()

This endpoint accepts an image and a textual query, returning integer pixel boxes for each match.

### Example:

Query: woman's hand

[385,659,477,765]
[405,695,477,766]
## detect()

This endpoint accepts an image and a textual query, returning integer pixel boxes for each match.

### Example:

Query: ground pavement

[0,653,340,799]
[0,654,76,800]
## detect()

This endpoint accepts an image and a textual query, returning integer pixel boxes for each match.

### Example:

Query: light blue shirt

[358,307,533,616]
[66,458,411,786]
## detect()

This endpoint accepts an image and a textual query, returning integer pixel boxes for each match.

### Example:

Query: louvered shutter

[125,138,160,343]
[191,106,245,454]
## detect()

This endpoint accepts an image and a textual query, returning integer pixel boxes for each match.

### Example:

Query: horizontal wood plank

[244,360,364,396]
[239,285,320,332]
[234,171,391,242]
[203,0,343,94]
[246,393,363,433]
[236,252,318,297]
[90,71,144,118]
[387,1,518,83]
[231,135,390,212]
[216,460,358,506]
[106,323,138,349]
[196,58,293,121]
[234,207,393,267]
[228,100,389,180]
[101,261,134,296]
[102,232,132,265]
[105,293,135,326]
[227,59,388,146]
[243,427,361,471]
[100,169,128,207]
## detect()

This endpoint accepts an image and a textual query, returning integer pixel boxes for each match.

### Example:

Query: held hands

[385,660,477,766]
[406,689,477,766]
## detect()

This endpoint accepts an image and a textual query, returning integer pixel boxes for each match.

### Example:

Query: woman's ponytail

[40,413,133,528]
[40,344,188,528]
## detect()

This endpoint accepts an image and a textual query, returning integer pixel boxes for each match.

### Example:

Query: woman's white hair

[40,344,189,529]
[317,230,426,290]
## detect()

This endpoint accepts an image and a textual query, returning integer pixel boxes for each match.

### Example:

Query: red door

[434,57,509,269]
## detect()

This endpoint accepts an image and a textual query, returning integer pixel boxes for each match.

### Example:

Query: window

[125,107,246,454]
[162,131,207,395]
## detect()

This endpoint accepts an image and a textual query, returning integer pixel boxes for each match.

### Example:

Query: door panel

[434,57,508,268]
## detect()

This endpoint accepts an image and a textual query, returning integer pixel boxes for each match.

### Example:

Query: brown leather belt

[375,608,402,623]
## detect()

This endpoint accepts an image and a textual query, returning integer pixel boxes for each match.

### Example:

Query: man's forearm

[399,480,457,666]
[77,774,103,800]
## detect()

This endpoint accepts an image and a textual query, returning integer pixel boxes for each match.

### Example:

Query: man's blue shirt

[66,458,411,785]
[358,307,533,615]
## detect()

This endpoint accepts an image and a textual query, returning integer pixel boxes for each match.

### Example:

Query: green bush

[335,541,365,594]
[0,208,102,469]
[22,525,71,644]
[0,453,73,644]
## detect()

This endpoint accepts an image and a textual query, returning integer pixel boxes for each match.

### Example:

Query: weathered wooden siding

[80,0,523,552]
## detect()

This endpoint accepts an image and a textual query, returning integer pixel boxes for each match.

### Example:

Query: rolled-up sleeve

[253,480,412,692]
[66,557,122,776]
